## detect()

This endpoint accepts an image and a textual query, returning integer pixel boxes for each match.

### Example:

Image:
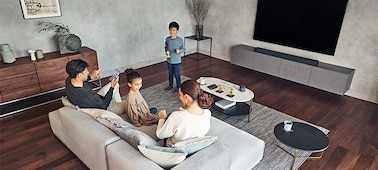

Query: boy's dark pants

[167,63,181,88]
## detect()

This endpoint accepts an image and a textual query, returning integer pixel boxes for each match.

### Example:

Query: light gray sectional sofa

[48,106,265,170]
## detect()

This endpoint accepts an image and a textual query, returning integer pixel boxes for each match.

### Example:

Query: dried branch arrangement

[38,21,71,36]
[185,0,213,25]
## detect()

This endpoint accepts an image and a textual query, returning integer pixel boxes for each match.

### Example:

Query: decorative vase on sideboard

[57,34,82,54]
[0,44,16,64]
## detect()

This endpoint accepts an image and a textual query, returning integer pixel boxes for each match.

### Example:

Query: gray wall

[1,0,377,103]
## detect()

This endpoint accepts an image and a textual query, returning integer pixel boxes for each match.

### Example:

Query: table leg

[275,141,324,170]
[291,150,297,170]
[248,100,253,122]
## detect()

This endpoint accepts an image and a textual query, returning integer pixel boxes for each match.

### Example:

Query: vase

[196,25,204,38]
[57,34,82,54]
[0,44,16,64]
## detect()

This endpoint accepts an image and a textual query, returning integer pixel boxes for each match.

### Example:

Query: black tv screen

[253,0,348,55]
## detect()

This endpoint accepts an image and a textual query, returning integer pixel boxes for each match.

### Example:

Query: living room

[1,0,377,169]
[1,0,376,103]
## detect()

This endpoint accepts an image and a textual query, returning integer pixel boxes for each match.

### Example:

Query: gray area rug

[127,76,330,170]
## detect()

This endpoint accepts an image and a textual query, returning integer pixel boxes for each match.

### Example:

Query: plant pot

[57,34,82,54]
[196,25,204,38]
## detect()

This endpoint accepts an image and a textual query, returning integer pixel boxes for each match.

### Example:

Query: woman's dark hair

[169,21,179,30]
[66,59,88,78]
[180,80,213,109]
[124,68,141,83]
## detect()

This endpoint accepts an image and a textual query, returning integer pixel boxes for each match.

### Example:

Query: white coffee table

[197,77,255,122]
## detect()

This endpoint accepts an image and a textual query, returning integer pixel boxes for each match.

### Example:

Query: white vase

[0,44,16,64]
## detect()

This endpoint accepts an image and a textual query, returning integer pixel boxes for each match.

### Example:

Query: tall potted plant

[38,21,82,54]
[185,0,213,38]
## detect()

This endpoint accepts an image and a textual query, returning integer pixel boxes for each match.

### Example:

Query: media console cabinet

[231,44,355,95]
[0,47,98,103]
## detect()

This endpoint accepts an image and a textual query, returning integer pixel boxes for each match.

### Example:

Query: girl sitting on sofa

[124,69,161,127]
[156,80,214,146]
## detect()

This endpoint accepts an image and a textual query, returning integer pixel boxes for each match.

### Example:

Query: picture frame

[20,0,62,19]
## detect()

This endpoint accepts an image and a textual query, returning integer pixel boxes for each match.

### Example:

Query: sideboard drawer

[0,73,39,91]
[1,84,41,101]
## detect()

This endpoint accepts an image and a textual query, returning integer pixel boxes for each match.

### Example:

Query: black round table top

[274,121,329,152]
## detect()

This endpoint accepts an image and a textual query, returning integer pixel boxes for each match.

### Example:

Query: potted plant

[38,21,82,54]
[185,0,213,38]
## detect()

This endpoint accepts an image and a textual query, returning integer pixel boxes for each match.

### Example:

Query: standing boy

[164,21,185,93]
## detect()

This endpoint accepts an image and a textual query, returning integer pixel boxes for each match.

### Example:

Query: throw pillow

[135,124,159,141]
[96,117,134,131]
[115,127,159,149]
[137,145,187,169]
[61,96,78,109]
[172,136,218,154]
[78,108,123,120]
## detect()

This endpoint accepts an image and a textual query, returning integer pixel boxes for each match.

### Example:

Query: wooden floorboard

[0,55,377,170]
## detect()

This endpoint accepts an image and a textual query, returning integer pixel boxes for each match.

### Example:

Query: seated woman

[124,69,160,127]
[156,80,214,146]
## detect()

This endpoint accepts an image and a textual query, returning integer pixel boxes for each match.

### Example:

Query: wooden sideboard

[0,47,98,103]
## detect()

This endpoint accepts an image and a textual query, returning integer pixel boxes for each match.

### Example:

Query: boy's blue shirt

[165,36,185,64]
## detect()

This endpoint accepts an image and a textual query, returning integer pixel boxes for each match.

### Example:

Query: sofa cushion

[137,145,187,169]
[172,136,218,154]
[171,141,231,170]
[115,127,159,149]
[61,96,78,109]
[139,144,185,153]
[96,117,135,131]
[135,124,160,141]
[79,108,123,120]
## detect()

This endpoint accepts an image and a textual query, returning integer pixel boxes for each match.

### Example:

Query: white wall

[1,0,377,103]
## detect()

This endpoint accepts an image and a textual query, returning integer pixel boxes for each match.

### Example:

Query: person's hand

[111,76,119,88]
[134,122,142,127]
[176,49,180,54]
[90,69,101,79]
[158,110,167,119]
[177,107,184,111]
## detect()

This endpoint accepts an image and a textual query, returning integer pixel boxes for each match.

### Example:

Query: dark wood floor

[0,55,377,170]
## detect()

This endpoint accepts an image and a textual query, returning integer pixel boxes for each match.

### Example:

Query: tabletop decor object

[36,49,44,59]
[185,0,213,38]
[28,49,36,61]
[38,21,82,54]
[0,44,16,64]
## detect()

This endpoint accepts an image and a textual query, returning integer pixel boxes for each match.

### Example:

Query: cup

[284,120,293,132]
[239,85,246,92]
[200,77,206,85]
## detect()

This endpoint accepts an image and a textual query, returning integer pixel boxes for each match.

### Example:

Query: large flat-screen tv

[253,0,348,55]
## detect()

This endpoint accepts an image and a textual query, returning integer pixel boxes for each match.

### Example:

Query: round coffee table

[274,121,329,170]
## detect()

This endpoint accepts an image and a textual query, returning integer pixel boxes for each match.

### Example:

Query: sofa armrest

[171,141,231,170]
[208,117,265,170]
[58,107,121,170]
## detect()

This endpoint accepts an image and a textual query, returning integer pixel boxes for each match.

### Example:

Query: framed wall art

[20,0,62,19]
